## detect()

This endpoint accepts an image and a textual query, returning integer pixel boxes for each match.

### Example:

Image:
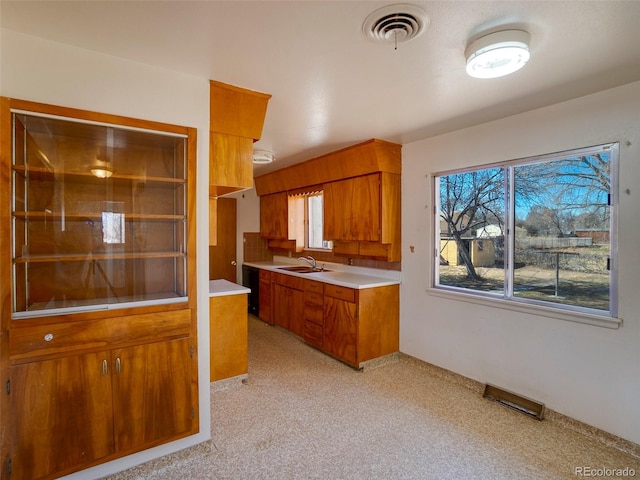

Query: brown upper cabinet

[209,132,255,198]
[254,139,401,261]
[259,192,305,252]
[209,80,271,198]
[324,173,382,241]
[259,192,289,239]
[209,80,271,140]
[324,172,401,262]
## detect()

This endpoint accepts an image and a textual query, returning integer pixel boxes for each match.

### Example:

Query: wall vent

[363,4,429,45]
[483,384,545,420]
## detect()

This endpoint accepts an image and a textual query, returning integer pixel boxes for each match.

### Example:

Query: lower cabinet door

[273,285,304,336]
[258,276,272,324]
[323,297,358,366]
[288,288,305,337]
[9,352,115,480]
[273,284,290,330]
[111,338,195,452]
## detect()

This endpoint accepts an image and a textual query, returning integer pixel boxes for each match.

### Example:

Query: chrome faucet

[298,255,317,269]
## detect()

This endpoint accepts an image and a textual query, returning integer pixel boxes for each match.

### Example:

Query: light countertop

[243,258,401,289]
[209,279,250,297]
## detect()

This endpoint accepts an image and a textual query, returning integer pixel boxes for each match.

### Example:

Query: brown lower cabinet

[273,285,305,337]
[261,270,399,368]
[258,270,272,324]
[272,273,305,337]
[9,337,195,480]
[323,283,399,368]
[323,286,358,366]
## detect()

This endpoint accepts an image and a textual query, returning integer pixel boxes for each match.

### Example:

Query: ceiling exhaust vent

[363,4,429,45]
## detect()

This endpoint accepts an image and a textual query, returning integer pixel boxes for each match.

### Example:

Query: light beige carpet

[104,316,640,480]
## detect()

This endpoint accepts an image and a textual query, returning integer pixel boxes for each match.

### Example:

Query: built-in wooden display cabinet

[0,98,199,480]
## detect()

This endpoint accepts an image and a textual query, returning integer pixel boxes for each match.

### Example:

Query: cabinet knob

[102,359,108,376]
[231,260,237,266]
[43,333,54,342]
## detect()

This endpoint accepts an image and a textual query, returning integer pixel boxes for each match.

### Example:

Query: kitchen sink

[277,266,331,274]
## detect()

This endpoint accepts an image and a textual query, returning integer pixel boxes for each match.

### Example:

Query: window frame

[295,191,333,252]
[430,143,620,328]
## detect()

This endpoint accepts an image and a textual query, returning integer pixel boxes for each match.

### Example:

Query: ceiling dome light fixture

[252,149,275,165]
[465,29,530,79]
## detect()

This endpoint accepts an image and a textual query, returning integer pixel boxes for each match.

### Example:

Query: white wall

[230,187,261,280]
[1,29,212,478]
[401,81,640,445]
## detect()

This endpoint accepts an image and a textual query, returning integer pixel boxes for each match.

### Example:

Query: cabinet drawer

[304,291,323,307]
[259,279,271,298]
[272,272,304,290]
[304,321,323,348]
[324,284,356,303]
[259,269,271,282]
[10,309,192,364]
[304,306,323,325]
[304,279,323,294]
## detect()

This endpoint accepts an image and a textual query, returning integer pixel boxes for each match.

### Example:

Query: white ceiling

[3,1,640,174]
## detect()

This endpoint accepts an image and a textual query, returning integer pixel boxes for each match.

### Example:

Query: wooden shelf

[13,165,186,185]
[14,251,185,264]
[13,211,186,221]
[17,292,185,314]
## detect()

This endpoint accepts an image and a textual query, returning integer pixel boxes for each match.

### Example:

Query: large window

[434,143,618,317]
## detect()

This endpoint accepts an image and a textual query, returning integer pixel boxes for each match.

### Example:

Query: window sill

[426,287,622,329]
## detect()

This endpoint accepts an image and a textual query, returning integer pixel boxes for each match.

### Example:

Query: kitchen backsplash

[243,232,272,262]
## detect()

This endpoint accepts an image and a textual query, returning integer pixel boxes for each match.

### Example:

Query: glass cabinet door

[11,112,189,317]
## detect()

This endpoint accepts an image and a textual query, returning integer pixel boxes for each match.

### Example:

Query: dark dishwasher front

[242,264,259,316]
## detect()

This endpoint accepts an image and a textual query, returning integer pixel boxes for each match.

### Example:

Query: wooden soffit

[254,138,401,196]
[210,80,272,141]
